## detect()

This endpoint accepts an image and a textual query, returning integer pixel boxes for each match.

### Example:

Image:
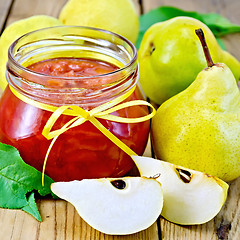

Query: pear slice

[51,177,163,235]
[131,156,229,225]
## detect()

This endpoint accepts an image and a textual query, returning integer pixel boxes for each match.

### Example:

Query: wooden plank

[132,0,141,16]
[215,178,240,240]
[0,190,159,240]
[141,0,240,24]
[224,34,240,61]
[5,0,67,26]
[0,0,13,33]
[141,0,240,239]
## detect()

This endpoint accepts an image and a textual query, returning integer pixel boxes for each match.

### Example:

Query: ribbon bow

[10,86,156,185]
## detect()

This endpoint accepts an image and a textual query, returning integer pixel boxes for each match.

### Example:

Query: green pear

[151,28,240,182]
[59,0,139,44]
[138,16,240,104]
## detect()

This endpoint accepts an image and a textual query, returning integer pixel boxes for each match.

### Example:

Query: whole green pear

[151,29,240,182]
[59,0,139,44]
[139,16,240,104]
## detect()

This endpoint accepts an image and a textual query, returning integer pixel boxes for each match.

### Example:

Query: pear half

[132,156,228,225]
[51,177,163,235]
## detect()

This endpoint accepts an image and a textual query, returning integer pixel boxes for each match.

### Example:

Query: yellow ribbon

[10,85,156,185]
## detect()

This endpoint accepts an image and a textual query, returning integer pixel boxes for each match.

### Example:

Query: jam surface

[0,58,150,181]
[27,58,119,77]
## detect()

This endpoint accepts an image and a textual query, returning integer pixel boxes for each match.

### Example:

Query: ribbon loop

[9,85,156,186]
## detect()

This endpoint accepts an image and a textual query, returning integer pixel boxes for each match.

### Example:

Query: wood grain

[5,0,67,26]
[0,196,159,240]
[0,0,13,33]
[141,0,240,24]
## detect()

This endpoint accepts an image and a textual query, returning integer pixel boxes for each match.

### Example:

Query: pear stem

[195,28,214,67]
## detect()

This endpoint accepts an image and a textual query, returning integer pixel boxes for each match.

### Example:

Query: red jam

[27,58,119,78]
[0,58,150,181]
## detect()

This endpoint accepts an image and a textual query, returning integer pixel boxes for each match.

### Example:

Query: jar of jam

[0,26,150,181]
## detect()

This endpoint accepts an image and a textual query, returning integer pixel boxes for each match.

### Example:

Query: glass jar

[0,26,150,181]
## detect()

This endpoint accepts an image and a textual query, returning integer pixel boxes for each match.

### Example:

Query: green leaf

[136,6,240,49]
[0,142,54,221]
[200,13,240,37]
[22,192,41,221]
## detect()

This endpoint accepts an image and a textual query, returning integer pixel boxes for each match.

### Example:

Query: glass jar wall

[0,26,150,181]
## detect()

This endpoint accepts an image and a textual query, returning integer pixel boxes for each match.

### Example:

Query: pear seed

[176,168,192,183]
[149,173,161,179]
[111,179,126,189]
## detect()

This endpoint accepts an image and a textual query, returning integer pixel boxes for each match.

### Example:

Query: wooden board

[0,0,240,239]
[0,199,159,240]
[0,0,13,33]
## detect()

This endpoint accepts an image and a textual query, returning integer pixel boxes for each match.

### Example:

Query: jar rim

[8,25,138,82]
[6,25,139,106]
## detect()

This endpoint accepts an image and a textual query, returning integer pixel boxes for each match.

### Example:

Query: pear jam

[0,26,150,182]
[0,57,150,181]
